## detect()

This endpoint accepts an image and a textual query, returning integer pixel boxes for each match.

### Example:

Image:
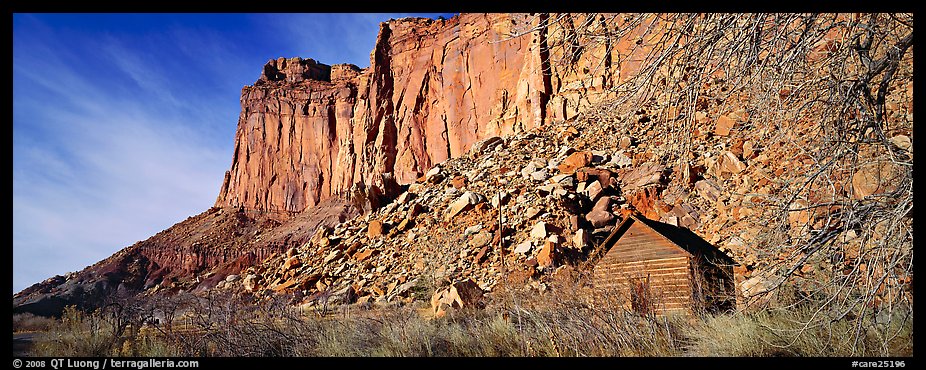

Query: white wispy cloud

[13,15,238,292]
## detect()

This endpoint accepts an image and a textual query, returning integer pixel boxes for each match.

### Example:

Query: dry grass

[22,279,911,357]
[685,306,913,356]
[31,306,178,357]
[13,312,55,333]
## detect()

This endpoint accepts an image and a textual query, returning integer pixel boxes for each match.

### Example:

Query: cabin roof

[602,214,737,267]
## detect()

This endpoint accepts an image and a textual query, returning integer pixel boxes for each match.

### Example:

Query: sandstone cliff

[215,13,631,213]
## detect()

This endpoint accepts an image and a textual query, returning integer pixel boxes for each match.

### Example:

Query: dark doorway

[630,276,652,315]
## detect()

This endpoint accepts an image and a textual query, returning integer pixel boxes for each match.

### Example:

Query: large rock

[469,231,493,248]
[282,256,301,271]
[367,220,384,238]
[470,136,504,156]
[694,179,722,202]
[889,135,912,152]
[716,151,747,175]
[851,161,901,199]
[608,151,633,168]
[445,191,482,221]
[530,221,548,239]
[242,274,259,292]
[353,249,377,262]
[572,229,590,249]
[577,168,616,188]
[618,162,665,190]
[585,197,615,227]
[618,136,633,149]
[451,175,469,189]
[431,279,485,316]
[490,192,510,208]
[535,240,556,268]
[557,151,593,175]
[662,203,701,230]
[625,187,671,220]
[583,180,604,202]
[513,240,533,254]
[427,166,445,184]
[713,115,736,136]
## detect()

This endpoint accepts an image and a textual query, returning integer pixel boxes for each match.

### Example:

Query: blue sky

[12,13,451,293]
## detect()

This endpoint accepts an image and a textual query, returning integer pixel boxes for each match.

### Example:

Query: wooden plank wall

[594,219,695,315]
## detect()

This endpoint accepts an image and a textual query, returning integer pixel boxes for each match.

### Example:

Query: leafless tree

[504,13,913,354]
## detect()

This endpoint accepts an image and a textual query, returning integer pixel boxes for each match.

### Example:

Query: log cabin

[593,214,737,315]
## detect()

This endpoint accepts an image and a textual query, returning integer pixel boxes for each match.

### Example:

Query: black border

[7,0,918,365]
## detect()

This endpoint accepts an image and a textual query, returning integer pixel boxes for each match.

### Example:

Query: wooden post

[498,189,505,273]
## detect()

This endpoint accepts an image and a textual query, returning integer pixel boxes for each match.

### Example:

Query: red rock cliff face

[216,13,630,213]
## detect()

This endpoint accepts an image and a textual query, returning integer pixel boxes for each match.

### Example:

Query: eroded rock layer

[216,13,629,213]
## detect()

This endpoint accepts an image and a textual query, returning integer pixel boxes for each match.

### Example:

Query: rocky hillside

[14,13,912,320]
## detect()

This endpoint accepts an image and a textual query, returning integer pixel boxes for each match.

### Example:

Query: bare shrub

[12,313,55,333]
[506,13,913,353]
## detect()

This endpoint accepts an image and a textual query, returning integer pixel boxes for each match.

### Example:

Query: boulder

[694,179,722,202]
[618,162,665,190]
[469,231,493,248]
[283,256,301,271]
[583,180,604,202]
[557,151,593,175]
[451,175,469,189]
[577,167,616,187]
[717,151,747,175]
[490,192,510,207]
[473,245,491,264]
[464,225,483,235]
[426,165,443,183]
[662,203,701,230]
[535,240,556,268]
[407,202,424,219]
[353,249,377,262]
[608,151,633,168]
[242,274,259,292]
[889,135,912,152]
[742,140,756,159]
[513,240,533,254]
[323,250,342,264]
[714,115,735,136]
[367,220,384,238]
[572,229,590,249]
[585,197,615,228]
[530,221,548,239]
[445,191,482,221]
[431,279,484,316]
[344,241,362,257]
[618,136,633,149]
[852,161,901,199]
[470,136,504,156]
[625,187,670,220]
[531,170,549,182]
[395,191,415,204]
